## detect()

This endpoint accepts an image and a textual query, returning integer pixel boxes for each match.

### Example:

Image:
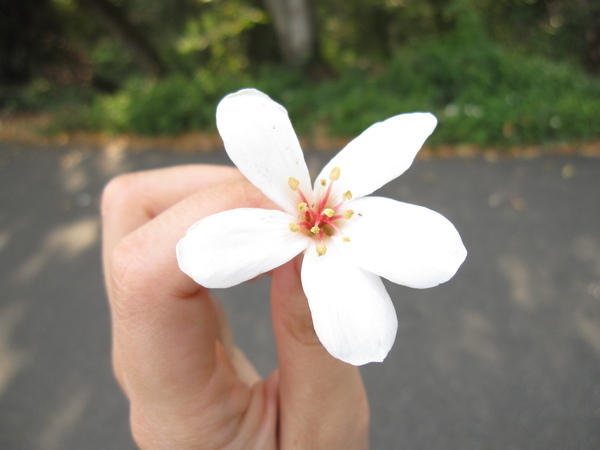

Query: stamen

[287,167,351,248]
[319,178,334,211]
[288,177,299,191]
[329,167,341,181]
[297,189,309,205]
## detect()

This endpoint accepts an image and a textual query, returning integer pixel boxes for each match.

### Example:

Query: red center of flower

[288,167,353,256]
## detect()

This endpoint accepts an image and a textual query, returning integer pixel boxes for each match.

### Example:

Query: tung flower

[177,89,467,365]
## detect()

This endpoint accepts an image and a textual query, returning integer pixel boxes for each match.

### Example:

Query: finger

[102,165,242,296]
[101,165,242,381]
[109,176,270,394]
[108,179,275,447]
[271,257,370,449]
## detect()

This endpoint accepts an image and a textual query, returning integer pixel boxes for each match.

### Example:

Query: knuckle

[101,173,139,221]
[130,408,158,450]
[108,233,150,318]
[111,351,128,394]
[289,318,323,348]
[130,406,207,450]
[278,301,323,348]
[224,178,274,210]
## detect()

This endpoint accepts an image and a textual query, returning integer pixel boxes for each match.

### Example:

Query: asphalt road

[1,142,599,449]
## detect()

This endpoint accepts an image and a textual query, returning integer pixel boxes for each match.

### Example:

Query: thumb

[271,256,369,449]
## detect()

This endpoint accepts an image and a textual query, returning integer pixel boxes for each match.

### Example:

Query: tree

[263,0,320,67]
[0,0,61,84]
[76,0,167,77]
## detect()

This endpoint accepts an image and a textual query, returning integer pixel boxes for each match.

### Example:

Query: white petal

[334,196,467,289]
[216,89,312,214]
[301,245,398,365]
[314,113,436,201]
[177,208,309,288]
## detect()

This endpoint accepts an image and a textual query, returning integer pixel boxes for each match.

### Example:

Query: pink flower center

[288,167,353,256]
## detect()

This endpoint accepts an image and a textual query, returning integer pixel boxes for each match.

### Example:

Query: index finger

[104,171,273,412]
[101,164,242,297]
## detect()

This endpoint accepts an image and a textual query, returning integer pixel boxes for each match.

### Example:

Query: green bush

[87,71,248,135]
[34,35,600,146]
[291,37,600,146]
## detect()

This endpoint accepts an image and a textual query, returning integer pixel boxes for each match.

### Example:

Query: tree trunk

[263,0,319,67]
[76,0,166,77]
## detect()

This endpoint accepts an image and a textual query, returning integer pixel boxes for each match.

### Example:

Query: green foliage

[251,32,600,146]
[309,35,600,145]
[87,71,248,134]
[174,0,267,73]
[7,0,600,147]
[72,35,600,146]
[0,78,95,113]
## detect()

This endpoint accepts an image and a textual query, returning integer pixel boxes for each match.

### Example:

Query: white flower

[176,88,467,366]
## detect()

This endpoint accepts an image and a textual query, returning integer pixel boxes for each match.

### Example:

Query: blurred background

[1,0,600,146]
[1,0,600,449]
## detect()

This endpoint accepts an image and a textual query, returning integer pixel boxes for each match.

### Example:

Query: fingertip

[271,254,303,291]
[271,255,323,350]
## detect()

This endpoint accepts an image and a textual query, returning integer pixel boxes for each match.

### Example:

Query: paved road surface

[1,142,599,449]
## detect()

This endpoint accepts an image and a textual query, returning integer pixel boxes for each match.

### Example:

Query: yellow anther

[298,202,308,212]
[343,237,351,242]
[289,222,300,232]
[320,179,327,186]
[323,208,335,217]
[329,167,341,181]
[310,226,320,234]
[288,177,300,191]
[316,243,327,256]
[342,190,353,200]
[343,210,354,220]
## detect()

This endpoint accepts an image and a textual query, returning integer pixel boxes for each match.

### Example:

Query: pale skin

[101,165,369,449]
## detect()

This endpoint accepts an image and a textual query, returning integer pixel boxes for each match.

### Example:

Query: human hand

[101,165,369,449]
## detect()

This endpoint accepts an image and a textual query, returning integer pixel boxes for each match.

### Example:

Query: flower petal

[334,196,467,289]
[314,113,437,201]
[177,208,309,288]
[216,89,312,214]
[301,245,398,365]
